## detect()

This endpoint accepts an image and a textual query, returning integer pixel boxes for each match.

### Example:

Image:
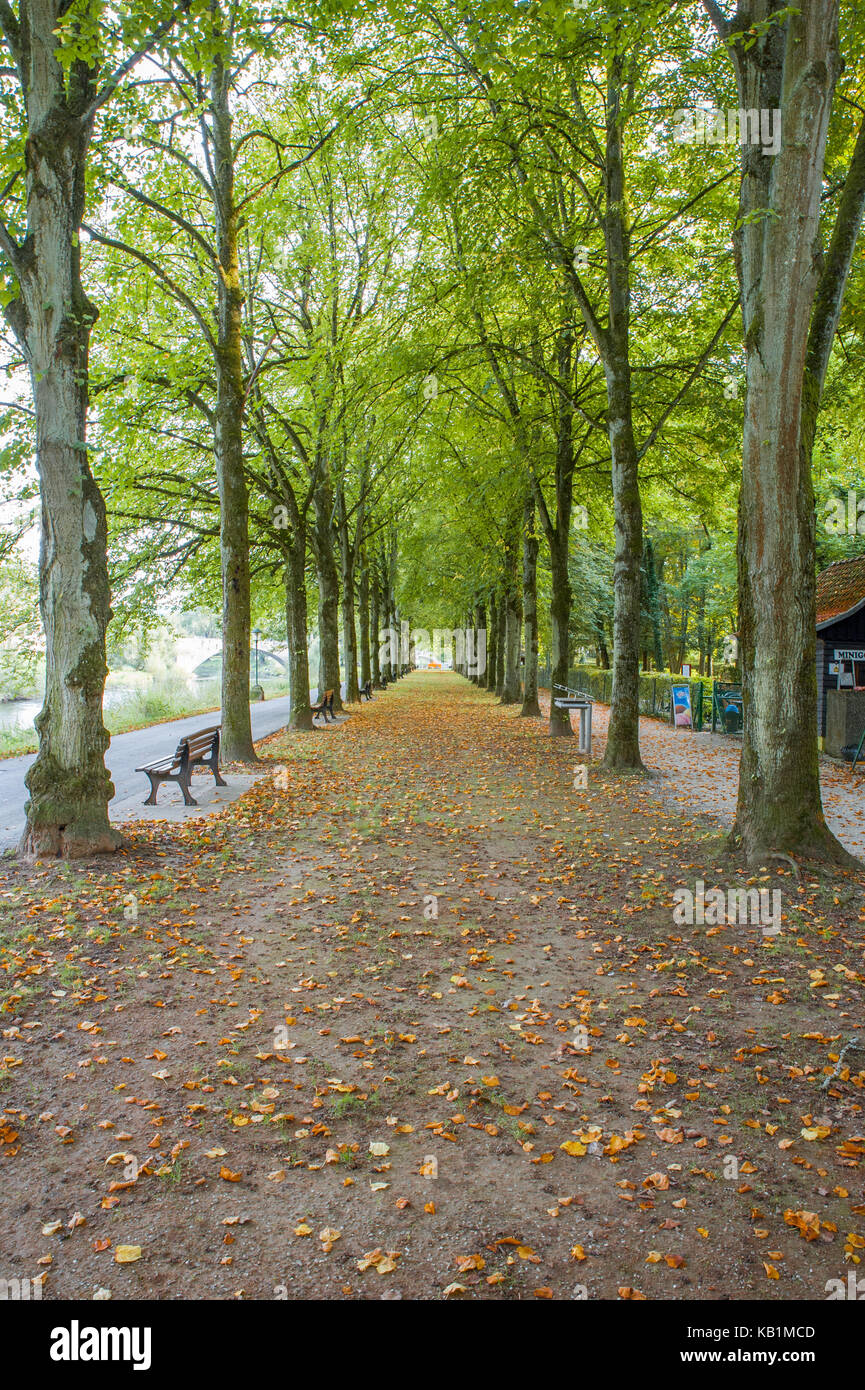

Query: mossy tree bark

[311,478,343,709]
[474,601,486,686]
[486,591,498,692]
[370,556,382,686]
[598,54,643,772]
[501,520,522,705]
[533,322,576,737]
[247,383,314,734]
[336,462,369,704]
[337,508,360,704]
[2,0,188,855]
[644,538,665,672]
[359,546,371,688]
[494,588,506,696]
[548,542,573,734]
[521,494,541,717]
[284,529,313,731]
[1,1,119,856]
[704,0,865,861]
[210,49,256,761]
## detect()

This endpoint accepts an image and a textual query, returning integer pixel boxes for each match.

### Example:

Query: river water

[0,686,139,732]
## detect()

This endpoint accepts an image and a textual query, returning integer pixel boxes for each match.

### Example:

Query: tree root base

[727,820,862,872]
[18,821,122,860]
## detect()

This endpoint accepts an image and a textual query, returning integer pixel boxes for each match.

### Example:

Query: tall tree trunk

[644,538,665,671]
[502,523,522,705]
[6,5,118,855]
[695,579,706,678]
[531,322,576,736]
[486,591,498,692]
[211,53,256,762]
[312,482,342,709]
[548,538,572,736]
[337,505,359,703]
[359,548,371,687]
[340,575,359,702]
[371,558,382,687]
[16,300,118,854]
[378,548,393,682]
[474,601,486,684]
[703,0,865,860]
[336,472,364,702]
[387,534,399,676]
[284,535,313,731]
[495,591,506,697]
[594,609,610,670]
[600,54,643,771]
[502,592,522,704]
[521,494,541,717]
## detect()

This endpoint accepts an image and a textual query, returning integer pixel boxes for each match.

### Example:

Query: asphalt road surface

[0,695,296,852]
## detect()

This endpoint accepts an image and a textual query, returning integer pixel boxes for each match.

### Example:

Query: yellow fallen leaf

[114,1245,142,1264]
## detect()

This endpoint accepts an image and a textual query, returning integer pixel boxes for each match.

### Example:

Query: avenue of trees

[1,0,865,863]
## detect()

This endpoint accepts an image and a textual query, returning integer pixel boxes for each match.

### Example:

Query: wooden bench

[136,725,226,807]
[360,679,374,701]
[311,688,335,723]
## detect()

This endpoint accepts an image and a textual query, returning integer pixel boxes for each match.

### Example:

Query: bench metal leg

[143,775,160,807]
[208,755,227,787]
[178,771,198,807]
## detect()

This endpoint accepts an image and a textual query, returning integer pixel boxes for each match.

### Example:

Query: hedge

[559,663,717,730]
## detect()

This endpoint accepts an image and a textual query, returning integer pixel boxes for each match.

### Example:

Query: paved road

[0,695,297,852]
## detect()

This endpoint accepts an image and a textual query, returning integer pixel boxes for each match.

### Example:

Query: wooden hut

[816,556,865,753]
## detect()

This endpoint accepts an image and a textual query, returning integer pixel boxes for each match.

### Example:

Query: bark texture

[7,1,119,856]
[521,494,541,717]
[312,480,343,707]
[211,52,256,761]
[704,0,863,860]
[599,52,643,771]
[284,529,313,731]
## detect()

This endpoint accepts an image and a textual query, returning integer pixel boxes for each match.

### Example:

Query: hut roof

[816,555,865,628]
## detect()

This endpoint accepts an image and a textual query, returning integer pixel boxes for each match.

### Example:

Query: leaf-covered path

[2,673,864,1300]
[545,694,865,862]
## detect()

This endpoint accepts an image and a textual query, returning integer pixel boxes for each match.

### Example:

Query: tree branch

[806,112,865,397]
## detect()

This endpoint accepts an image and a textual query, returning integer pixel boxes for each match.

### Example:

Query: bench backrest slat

[172,726,220,764]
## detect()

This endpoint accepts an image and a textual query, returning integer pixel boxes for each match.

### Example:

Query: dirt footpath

[1,674,864,1301]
